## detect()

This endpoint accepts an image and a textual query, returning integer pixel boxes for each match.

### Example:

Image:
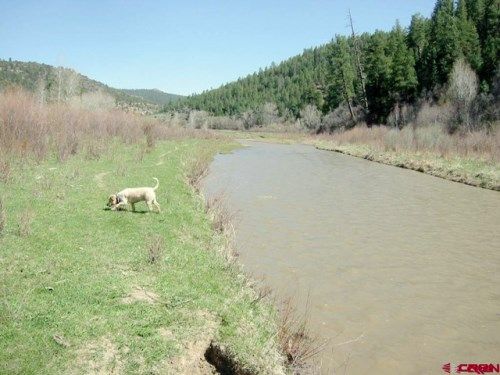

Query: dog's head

[107,194,118,207]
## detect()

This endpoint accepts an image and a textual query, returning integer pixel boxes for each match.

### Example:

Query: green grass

[0,139,285,374]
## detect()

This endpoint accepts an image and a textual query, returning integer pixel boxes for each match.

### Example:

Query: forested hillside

[120,88,183,105]
[0,60,180,112]
[165,0,499,128]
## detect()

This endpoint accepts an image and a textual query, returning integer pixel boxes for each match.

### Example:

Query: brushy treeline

[164,0,498,131]
[0,88,211,178]
[317,124,500,163]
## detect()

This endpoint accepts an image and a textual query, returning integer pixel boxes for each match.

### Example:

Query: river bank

[221,128,500,191]
[313,141,500,190]
[0,138,287,374]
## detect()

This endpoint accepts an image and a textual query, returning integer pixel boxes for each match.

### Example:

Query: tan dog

[107,178,161,213]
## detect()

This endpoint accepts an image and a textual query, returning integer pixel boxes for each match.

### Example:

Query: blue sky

[1,1,435,95]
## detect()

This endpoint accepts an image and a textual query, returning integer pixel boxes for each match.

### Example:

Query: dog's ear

[107,195,116,206]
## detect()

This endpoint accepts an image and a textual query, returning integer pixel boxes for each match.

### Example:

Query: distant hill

[120,88,183,105]
[0,59,180,113]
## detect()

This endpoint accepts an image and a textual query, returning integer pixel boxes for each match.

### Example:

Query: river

[203,141,500,374]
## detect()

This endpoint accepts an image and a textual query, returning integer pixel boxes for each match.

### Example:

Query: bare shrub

[85,141,105,160]
[69,91,115,111]
[414,101,452,128]
[323,122,500,163]
[187,110,210,129]
[17,209,34,237]
[0,88,217,163]
[142,121,156,150]
[470,92,499,128]
[322,104,364,132]
[208,116,243,130]
[278,297,325,372]
[446,59,479,132]
[300,105,322,132]
[387,103,416,128]
[255,102,280,126]
[147,235,165,264]
[0,198,6,236]
[205,193,234,234]
[137,144,147,163]
[241,110,258,129]
[184,153,211,190]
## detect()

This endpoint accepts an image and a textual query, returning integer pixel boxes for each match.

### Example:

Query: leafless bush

[300,105,322,132]
[278,297,325,372]
[255,102,280,126]
[387,103,416,128]
[17,209,34,237]
[85,141,105,160]
[69,91,115,111]
[323,123,500,162]
[205,193,234,234]
[0,198,6,236]
[147,235,165,264]
[322,104,364,132]
[241,110,258,129]
[414,101,453,128]
[187,110,210,129]
[184,153,212,190]
[470,92,499,129]
[143,121,156,150]
[0,88,218,163]
[446,59,479,132]
[208,116,244,130]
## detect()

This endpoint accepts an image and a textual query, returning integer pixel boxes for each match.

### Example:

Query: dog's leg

[114,201,129,211]
[131,203,136,212]
[147,201,154,212]
[153,199,161,213]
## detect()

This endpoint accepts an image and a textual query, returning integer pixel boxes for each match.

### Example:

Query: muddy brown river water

[203,141,500,374]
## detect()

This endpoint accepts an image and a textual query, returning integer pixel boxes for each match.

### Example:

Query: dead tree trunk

[340,69,356,124]
[348,9,369,115]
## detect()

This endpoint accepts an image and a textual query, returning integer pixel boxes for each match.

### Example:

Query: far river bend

[203,140,500,374]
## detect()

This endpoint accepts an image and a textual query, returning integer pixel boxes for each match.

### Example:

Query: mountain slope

[0,59,180,112]
[165,45,331,117]
[120,88,183,105]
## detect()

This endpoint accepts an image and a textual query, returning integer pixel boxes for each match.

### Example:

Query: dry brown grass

[0,88,219,163]
[0,198,6,236]
[147,235,165,264]
[319,123,500,163]
[17,209,34,237]
[278,297,325,373]
[204,193,235,234]
[184,152,213,191]
[0,160,11,183]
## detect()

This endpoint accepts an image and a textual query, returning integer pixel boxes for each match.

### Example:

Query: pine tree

[389,22,418,102]
[408,13,430,63]
[365,31,392,122]
[423,0,461,88]
[456,0,483,71]
[479,0,500,85]
[327,36,357,122]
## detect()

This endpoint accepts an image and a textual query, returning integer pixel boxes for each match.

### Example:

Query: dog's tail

[152,177,159,191]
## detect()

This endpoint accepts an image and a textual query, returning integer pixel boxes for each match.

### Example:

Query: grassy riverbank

[314,141,499,190]
[312,125,500,191]
[222,126,500,191]
[0,139,287,374]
